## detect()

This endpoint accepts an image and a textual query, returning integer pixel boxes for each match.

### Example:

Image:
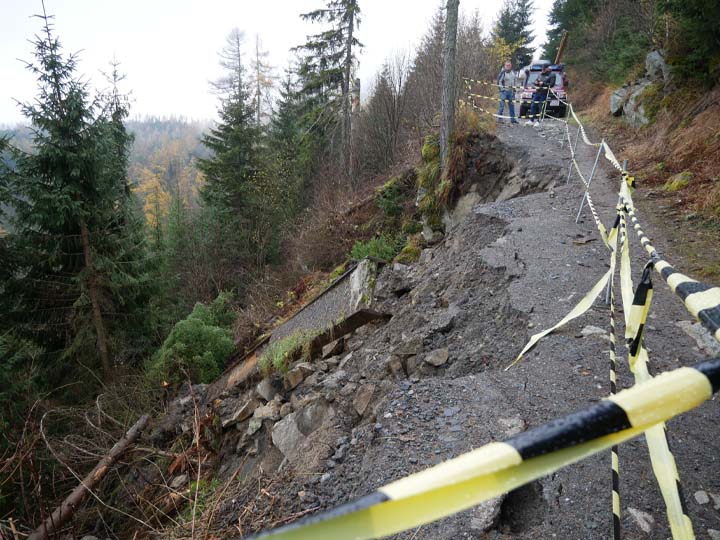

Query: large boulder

[296,399,332,435]
[611,51,671,125]
[610,87,629,116]
[645,49,671,86]
[271,413,306,459]
[624,81,652,126]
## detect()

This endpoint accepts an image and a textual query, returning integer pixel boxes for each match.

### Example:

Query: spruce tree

[492,0,536,66]
[198,29,259,211]
[196,29,269,283]
[0,13,152,384]
[294,0,362,176]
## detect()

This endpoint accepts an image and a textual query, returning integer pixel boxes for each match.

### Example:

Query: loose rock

[253,401,281,421]
[353,384,375,416]
[425,348,449,367]
[284,367,306,391]
[222,397,261,429]
[694,490,710,505]
[256,378,280,402]
[272,413,305,459]
[247,418,262,435]
[322,338,345,359]
[169,474,188,490]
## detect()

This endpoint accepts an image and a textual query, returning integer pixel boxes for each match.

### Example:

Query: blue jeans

[529,92,548,121]
[498,89,516,121]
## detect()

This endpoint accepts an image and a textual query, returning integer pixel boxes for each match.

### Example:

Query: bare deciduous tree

[357,51,410,173]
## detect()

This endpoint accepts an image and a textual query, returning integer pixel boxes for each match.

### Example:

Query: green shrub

[350,235,404,262]
[417,134,444,229]
[421,134,440,163]
[258,329,320,376]
[401,220,423,235]
[375,176,404,217]
[181,479,222,522]
[146,293,236,386]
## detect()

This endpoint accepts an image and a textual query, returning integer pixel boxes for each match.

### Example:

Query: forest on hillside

[1,0,719,534]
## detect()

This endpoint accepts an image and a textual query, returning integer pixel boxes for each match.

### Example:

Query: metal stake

[566,125,581,185]
[575,138,604,224]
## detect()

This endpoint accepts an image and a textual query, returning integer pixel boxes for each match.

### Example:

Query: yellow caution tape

[568,104,600,147]
[508,213,620,369]
[621,260,695,539]
[619,183,720,342]
[248,359,720,540]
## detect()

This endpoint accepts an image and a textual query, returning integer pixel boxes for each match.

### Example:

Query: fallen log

[29,414,150,540]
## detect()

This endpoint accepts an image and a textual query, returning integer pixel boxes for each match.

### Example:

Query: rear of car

[519,62,568,119]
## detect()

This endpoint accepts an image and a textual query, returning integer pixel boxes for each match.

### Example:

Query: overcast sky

[0,0,553,125]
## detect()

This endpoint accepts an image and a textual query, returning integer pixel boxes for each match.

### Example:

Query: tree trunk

[255,35,262,127]
[28,415,150,540]
[342,2,356,181]
[80,220,112,382]
[440,0,460,173]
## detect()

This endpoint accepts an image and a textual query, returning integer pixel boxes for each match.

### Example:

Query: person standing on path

[497,60,519,124]
[527,63,557,127]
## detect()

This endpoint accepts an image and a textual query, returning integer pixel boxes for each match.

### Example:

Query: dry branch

[28,414,150,540]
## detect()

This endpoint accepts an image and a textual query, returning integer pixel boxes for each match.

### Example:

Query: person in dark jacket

[527,64,557,127]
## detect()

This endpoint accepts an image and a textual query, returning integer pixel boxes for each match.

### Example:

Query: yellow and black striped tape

[508,213,620,369]
[621,259,695,539]
[606,209,621,540]
[464,99,543,121]
[247,358,720,540]
[619,187,720,343]
[463,76,525,91]
[569,104,600,147]
[467,92,546,105]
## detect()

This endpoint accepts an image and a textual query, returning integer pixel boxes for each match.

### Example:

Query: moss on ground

[664,171,693,191]
[394,235,422,264]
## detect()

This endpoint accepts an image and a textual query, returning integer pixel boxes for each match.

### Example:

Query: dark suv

[519,61,568,119]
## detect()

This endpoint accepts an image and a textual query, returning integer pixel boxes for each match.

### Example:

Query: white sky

[0,0,553,125]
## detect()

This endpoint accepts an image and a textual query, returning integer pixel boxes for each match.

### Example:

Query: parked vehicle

[519,61,568,119]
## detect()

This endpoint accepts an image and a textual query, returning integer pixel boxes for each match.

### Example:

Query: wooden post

[28,415,150,540]
[440,0,460,173]
[554,30,569,64]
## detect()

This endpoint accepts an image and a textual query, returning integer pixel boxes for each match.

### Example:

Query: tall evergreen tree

[492,0,536,66]
[0,13,152,384]
[198,29,259,211]
[294,0,362,177]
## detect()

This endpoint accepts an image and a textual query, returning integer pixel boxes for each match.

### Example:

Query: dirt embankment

[126,119,720,540]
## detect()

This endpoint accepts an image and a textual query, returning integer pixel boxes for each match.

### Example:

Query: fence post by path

[566,126,581,184]
[575,139,604,224]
